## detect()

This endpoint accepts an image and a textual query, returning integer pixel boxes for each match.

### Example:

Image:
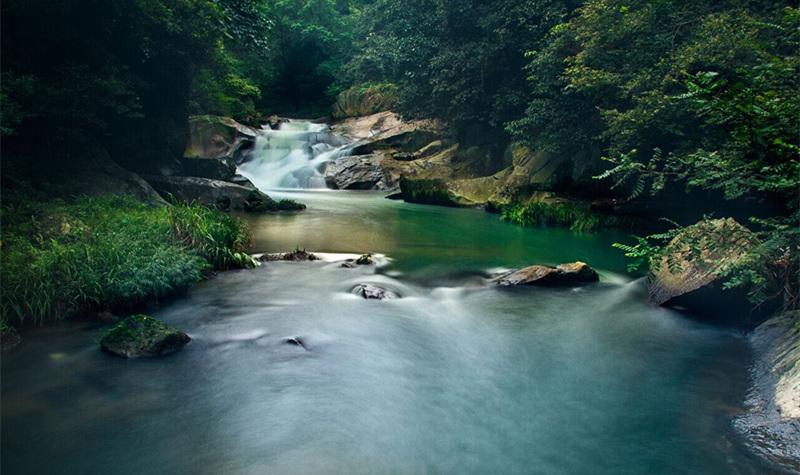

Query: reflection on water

[1,192,774,474]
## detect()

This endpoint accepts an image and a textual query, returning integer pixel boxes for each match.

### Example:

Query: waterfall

[236,120,353,190]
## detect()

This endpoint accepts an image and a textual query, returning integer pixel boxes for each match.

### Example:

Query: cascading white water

[237,120,352,190]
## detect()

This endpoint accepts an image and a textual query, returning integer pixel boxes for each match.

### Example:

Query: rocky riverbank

[735,311,800,471]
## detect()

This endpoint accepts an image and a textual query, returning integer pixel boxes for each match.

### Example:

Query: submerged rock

[352,283,399,300]
[100,315,190,358]
[495,261,599,286]
[284,336,307,349]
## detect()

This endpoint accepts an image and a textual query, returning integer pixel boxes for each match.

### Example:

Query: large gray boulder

[496,262,599,286]
[143,175,304,212]
[100,315,190,358]
[323,154,393,190]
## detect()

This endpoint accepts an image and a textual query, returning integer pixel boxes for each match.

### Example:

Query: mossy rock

[399,177,473,207]
[100,314,190,358]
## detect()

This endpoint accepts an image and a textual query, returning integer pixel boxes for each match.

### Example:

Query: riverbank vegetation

[0,196,253,329]
[1,0,797,315]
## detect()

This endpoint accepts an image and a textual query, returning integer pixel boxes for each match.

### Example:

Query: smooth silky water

[1,122,777,474]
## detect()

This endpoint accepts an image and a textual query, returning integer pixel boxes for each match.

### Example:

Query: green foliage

[0,196,253,327]
[500,200,625,232]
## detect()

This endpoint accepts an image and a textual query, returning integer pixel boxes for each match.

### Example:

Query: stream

[0,121,778,474]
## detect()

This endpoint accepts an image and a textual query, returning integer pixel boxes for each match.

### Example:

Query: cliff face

[735,311,800,471]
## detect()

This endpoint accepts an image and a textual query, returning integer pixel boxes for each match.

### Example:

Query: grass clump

[500,200,624,232]
[1,195,253,327]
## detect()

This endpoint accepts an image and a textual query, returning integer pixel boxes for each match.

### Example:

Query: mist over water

[237,120,352,190]
[1,191,775,474]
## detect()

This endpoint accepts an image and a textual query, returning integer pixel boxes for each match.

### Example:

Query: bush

[0,196,253,326]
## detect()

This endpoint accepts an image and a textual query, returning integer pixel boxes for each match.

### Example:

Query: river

[0,122,778,474]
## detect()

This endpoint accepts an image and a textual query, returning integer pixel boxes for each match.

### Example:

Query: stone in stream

[99,315,190,358]
[284,336,307,349]
[352,283,399,300]
[495,261,599,286]
[356,254,374,265]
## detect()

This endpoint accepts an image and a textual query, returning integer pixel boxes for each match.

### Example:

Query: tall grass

[1,195,253,326]
[500,200,625,232]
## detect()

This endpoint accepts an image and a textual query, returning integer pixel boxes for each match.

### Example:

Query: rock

[350,128,441,156]
[324,154,393,190]
[228,174,258,189]
[356,254,374,265]
[259,249,319,262]
[179,156,236,181]
[647,218,758,318]
[496,261,599,286]
[734,311,800,470]
[398,177,474,207]
[262,114,287,130]
[183,115,258,164]
[1,326,21,352]
[341,261,357,268]
[143,175,304,212]
[100,314,190,358]
[352,283,399,300]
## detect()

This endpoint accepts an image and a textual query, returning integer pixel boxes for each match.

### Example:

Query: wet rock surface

[352,283,399,300]
[495,261,599,286]
[100,315,190,358]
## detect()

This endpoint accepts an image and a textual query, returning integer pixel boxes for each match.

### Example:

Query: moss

[242,191,305,212]
[399,177,460,207]
[100,314,190,358]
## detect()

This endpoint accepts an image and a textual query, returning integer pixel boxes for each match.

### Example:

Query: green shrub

[0,195,253,326]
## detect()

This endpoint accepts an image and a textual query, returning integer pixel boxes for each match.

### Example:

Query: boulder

[324,154,393,190]
[179,157,236,181]
[647,218,758,317]
[398,177,475,207]
[143,175,304,212]
[229,174,258,190]
[183,115,258,164]
[352,283,399,300]
[100,314,190,358]
[496,262,599,286]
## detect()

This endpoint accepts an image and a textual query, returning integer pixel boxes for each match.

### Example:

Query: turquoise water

[1,192,774,474]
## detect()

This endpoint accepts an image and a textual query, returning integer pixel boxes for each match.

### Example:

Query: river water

[0,120,779,474]
[1,190,777,474]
